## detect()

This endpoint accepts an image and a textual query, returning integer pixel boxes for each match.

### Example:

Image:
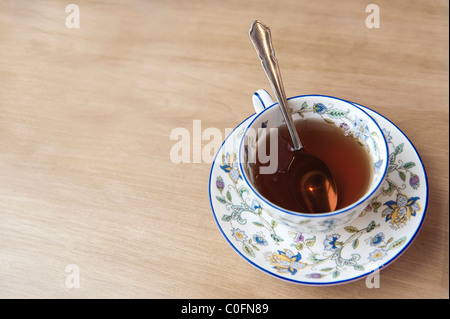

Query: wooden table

[0,0,448,299]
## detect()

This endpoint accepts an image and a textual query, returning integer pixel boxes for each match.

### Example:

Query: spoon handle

[249,20,303,150]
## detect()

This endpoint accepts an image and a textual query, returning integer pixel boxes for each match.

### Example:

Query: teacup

[239,89,388,233]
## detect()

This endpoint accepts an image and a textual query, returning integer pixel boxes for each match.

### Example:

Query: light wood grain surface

[0,0,448,299]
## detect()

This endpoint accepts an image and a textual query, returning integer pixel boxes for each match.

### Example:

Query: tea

[250,119,373,213]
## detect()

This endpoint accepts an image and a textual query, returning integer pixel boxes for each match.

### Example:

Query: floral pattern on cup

[239,96,389,233]
[360,129,423,230]
[291,101,384,171]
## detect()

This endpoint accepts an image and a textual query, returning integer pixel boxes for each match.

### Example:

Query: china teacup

[238,89,388,233]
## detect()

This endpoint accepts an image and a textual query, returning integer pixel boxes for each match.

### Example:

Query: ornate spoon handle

[249,20,303,150]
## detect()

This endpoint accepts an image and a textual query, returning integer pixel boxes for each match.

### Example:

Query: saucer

[209,104,428,285]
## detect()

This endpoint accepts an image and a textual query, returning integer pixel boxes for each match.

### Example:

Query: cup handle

[252,89,275,114]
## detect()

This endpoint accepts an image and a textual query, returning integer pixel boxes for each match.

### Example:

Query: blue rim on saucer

[209,102,428,285]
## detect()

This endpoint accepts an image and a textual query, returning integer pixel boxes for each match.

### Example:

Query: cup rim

[238,94,389,218]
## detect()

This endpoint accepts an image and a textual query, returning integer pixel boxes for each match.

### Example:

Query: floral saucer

[209,103,428,285]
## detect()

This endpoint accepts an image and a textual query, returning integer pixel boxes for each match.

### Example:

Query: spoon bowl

[288,149,338,213]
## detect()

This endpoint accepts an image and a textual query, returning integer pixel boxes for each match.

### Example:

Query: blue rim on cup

[239,90,389,233]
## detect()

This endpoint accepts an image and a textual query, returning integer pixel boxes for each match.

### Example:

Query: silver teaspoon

[249,20,338,213]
